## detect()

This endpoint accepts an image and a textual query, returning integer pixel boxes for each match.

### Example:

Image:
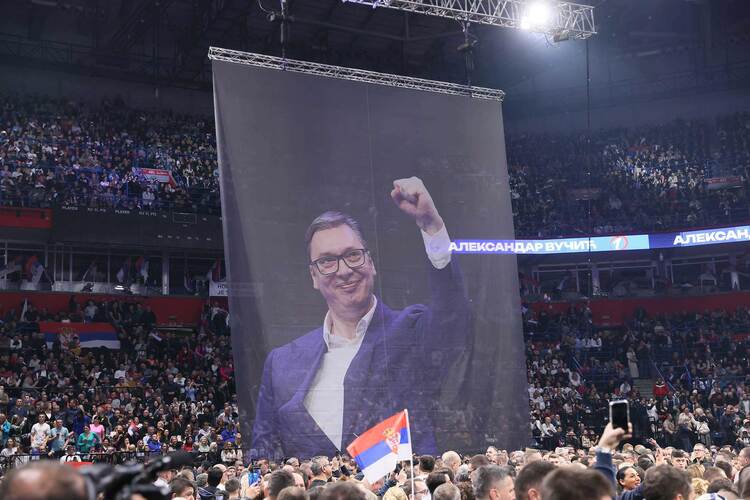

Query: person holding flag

[252,177,470,459]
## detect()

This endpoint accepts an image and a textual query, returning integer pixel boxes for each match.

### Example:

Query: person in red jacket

[653,378,670,400]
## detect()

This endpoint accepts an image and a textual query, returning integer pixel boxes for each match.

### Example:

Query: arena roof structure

[1,0,748,94]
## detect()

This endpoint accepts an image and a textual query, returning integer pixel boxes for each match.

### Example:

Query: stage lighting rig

[341,0,596,39]
[520,1,553,31]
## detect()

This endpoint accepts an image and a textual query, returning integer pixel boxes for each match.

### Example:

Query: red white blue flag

[346,410,413,482]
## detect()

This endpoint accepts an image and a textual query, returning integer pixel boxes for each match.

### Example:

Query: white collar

[322,297,378,349]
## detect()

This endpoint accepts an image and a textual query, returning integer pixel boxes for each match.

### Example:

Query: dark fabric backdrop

[212,59,529,457]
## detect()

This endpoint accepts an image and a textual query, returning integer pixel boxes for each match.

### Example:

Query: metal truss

[341,0,596,39]
[208,47,505,101]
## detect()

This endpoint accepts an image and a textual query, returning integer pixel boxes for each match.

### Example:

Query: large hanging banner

[213,53,528,460]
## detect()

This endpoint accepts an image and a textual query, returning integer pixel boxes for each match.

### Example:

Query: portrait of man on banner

[251,176,470,458]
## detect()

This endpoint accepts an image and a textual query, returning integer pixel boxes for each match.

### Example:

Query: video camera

[79,450,194,500]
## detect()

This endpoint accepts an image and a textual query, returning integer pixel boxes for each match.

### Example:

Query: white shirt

[31,422,50,448]
[303,226,452,449]
[304,298,377,450]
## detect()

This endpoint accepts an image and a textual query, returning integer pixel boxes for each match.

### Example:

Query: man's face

[293,473,304,488]
[413,480,429,500]
[309,225,376,316]
[178,486,195,500]
[485,447,498,463]
[673,456,688,470]
[489,476,515,500]
[320,459,332,477]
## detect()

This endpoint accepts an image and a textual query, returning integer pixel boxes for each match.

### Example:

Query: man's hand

[654,447,666,465]
[391,177,444,235]
[396,469,407,485]
[596,422,632,450]
[245,484,262,499]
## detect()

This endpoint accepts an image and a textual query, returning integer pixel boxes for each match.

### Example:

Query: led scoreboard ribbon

[450,225,750,255]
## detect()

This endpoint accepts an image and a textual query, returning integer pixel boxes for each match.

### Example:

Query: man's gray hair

[473,465,513,499]
[433,483,461,500]
[310,461,324,476]
[305,211,367,260]
[441,451,461,468]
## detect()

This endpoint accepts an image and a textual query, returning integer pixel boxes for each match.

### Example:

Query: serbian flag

[346,410,412,482]
[42,322,120,349]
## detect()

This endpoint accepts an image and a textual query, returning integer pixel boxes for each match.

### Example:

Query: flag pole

[405,409,415,500]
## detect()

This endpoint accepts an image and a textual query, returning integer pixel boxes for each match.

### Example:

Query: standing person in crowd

[472,465,514,500]
[76,424,99,456]
[30,414,50,455]
[640,465,693,500]
[514,460,555,500]
[47,419,71,458]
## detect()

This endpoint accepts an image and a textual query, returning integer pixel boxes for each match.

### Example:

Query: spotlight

[521,1,554,31]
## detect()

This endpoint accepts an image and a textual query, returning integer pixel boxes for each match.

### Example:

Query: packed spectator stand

[0,296,235,471]
[0,94,220,214]
[2,94,749,238]
[3,93,750,499]
[0,294,749,496]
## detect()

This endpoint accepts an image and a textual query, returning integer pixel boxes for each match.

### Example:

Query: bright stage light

[521,1,554,31]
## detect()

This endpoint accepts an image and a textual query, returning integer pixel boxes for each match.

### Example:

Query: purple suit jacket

[251,259,469,459]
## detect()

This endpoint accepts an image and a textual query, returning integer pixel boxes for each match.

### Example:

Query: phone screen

[610,400,629,431]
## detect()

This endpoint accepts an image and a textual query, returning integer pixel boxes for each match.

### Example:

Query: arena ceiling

[1,0,749,94]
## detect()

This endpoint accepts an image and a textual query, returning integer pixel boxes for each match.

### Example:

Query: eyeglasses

[310,249,368,275]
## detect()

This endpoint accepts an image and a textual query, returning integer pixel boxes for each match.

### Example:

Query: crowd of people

[3,93,750,497]
[523,304,750,456]
[508,113,750,236]
[0,293,749,493]
[0,295,235,472]
[0,94,219,213]
[2,423,750,500]
[3,93,750,237]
